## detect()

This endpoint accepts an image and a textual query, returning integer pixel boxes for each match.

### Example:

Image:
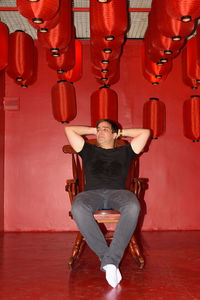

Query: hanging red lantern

[91,87,118,126]
[90,32,125,50]
[147,13,186,55]
[148,44,180,64]
[195,25,200,68]
[0,22,9,71]
[28,10,59,33]
[46,35,75,73]
[163,0,200,22]
[7,30,35,82]
[183,95,200,142]
[182,36,200,89]
[143,69,167,85]
[151,0,197,40]
[91,58,119,77]
[142,43,172,79]
[95,68,120,86]
[51,80,77,123]
[144,29,180,64]
[143,98,166,139]
[90,44,122,62]
[17,0,59,24]
[16,45,38,88]
[90,0,127,39]
[37,0,72,54]
[64,39,82,83]
[91,57,111,69]
[182,75,199,90]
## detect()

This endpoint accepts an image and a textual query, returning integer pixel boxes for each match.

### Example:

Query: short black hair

[96,119,118,134]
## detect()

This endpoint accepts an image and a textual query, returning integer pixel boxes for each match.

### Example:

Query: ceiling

[0,0,152,40]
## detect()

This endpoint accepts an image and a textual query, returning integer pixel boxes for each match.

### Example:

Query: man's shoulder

[78,141,96,154]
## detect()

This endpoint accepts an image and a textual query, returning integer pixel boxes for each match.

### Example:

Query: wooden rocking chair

[63,139,145,270]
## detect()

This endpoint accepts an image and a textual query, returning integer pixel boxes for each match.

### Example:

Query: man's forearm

[118,128,150,138]
[65,125,97,137]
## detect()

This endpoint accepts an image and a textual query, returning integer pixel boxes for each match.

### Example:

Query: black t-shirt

[78,142,137,191]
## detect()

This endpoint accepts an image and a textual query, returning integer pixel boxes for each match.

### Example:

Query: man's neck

[97,142,115,149]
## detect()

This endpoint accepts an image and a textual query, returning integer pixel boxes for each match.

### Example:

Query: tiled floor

[0,231,200,300]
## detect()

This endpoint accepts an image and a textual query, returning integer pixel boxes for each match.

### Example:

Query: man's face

[96,121,117,148]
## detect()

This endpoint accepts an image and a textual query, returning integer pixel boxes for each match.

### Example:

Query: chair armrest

[130,178,148,198]
[65,179,79,204]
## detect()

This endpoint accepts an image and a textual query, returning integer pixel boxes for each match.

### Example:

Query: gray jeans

[71,189,140,269]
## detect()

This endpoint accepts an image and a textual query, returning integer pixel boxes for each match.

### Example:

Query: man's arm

[64,126,97,153]
[118,128,150,154]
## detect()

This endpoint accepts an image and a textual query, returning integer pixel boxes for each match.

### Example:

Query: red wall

[0,70,5,232]
[4,40,200,231]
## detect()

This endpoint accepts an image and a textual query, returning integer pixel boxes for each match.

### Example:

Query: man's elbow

[64,126,72,136]
[144,129,151,138]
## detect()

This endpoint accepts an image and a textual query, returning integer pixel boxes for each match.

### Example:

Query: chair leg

[129,235,144,269]
[68,231,86,270]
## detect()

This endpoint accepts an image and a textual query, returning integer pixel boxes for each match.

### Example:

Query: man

[65,119,150,288]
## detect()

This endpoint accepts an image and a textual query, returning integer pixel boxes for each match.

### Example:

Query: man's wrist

[119,129,123,137]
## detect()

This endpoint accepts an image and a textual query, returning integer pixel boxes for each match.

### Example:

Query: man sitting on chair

[65,119,150,288]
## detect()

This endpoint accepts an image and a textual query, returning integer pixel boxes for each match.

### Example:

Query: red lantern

[28,10,59,33]
[95,68,120,86]
[91,87,118,126]
[17,0,59,23]
[90,44,122,61]
[151,0,197,39]
[64,39,82,83]
[46,36,75,73]
[7,30,35,82]
[144,30,180,64]
[91,58,119,76]
[142,43,172,79]
[16,45,38,88]
[90,0,127,38]
[143,98,166,139]
[183,95,200,142]
[195,25,200,68]
[37,0,72,54]
[143,69,167,86]
[147,13,186,55]
[182,36,200,89]
[51,80,77,123]
[148,44,180,64]
[0,22,9,71]
[164,0,200,22]
[90,32,125,50]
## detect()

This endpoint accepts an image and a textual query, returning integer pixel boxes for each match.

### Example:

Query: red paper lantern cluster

[142,0,199,85]
[143,98,166,139]
[37,0,72,55]
[183,95,200,142]
[90,0,127,87]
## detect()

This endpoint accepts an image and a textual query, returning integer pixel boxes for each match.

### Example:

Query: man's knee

[71,196,84,219]
[123,194,140,216]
